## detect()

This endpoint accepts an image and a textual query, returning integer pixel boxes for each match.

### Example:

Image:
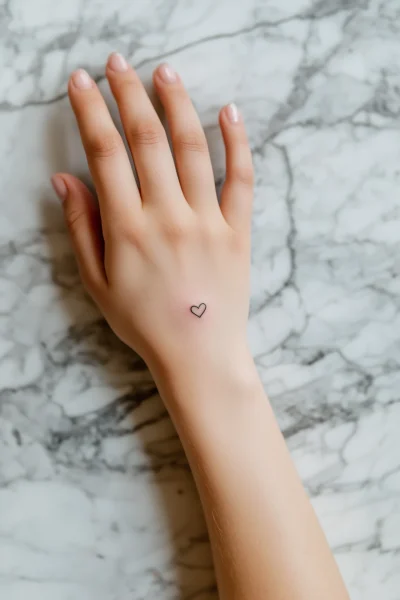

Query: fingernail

[226,103,240,124]
[107,52,129,72]
[157,63,178,84]
[51,175,68,203]
[72,69,93,90]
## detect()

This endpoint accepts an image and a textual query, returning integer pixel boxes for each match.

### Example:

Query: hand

[51,55,351,600]
[51,54,254,374]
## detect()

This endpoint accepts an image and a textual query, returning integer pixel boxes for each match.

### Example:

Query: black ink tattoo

[190,303,207,318]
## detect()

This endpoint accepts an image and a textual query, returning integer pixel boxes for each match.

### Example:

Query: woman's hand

[51,54,350,600]
[52,53,254,375]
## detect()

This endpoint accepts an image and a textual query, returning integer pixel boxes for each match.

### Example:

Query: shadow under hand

[42,97,217,600]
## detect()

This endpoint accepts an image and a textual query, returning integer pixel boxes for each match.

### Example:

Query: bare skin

[51,53,350,600]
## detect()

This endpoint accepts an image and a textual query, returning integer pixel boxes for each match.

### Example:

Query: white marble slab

[1,0,400,598]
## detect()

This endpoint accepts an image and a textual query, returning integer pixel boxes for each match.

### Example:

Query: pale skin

[51,53,350,600]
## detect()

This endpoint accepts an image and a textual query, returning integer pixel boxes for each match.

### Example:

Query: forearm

[149,347,350,600]
[57,51,349,600]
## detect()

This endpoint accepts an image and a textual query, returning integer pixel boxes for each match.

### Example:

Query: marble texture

[1,0,400,598]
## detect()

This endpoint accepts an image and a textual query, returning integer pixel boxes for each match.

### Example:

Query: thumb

[51,173,107,297]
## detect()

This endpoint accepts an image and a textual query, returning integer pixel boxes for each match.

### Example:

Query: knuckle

[110,216,144,248]
[86,130,122,159]
[162,218,191,242]
[233,163,254,187]
[202,216,225,238]
[228,230,249,254]
[201,221,229,250]
[116,77,140,97]
[65,206,85,234]
[174,129,208,154]
[129,120,165,146]
[82,271,103,297]
[119,224,143,248]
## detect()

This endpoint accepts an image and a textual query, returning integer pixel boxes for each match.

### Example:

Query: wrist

[147,339,264,420]
[149,340,277,502]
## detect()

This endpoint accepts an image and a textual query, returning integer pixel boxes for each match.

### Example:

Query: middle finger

[106,53,185,210]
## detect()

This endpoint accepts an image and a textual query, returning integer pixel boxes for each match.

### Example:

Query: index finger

[68,69,141,233]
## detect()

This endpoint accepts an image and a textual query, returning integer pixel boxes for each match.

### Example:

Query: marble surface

[1,0,400,598]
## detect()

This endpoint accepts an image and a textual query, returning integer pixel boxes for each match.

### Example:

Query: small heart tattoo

[190,303,207,318]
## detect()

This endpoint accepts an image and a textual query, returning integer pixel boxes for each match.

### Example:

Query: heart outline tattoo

[190,303,207,318]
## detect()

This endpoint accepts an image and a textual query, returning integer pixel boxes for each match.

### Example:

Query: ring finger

[153,63,219,215]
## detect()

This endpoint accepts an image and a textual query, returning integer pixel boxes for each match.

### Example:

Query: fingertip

[106,52,129,73]
[51,173,96,205]
[56,174,107,293]
[219,103,248,147]
[221,102,241,126]
[69,69,94,91]
[51,174,68,203]
[218,103,253,231]
[153,63,180,86]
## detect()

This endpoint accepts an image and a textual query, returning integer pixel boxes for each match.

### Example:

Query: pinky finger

[51,173,108,298]
[218,103,254,232]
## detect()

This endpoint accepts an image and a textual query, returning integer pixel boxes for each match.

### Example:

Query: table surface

[1,1,400,599]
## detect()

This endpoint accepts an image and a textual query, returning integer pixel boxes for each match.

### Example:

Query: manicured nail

[226,103,240,124]
[107,52,129,72]
[51,175,68,202]
[157,63,178,84]
[72,69,93,90]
